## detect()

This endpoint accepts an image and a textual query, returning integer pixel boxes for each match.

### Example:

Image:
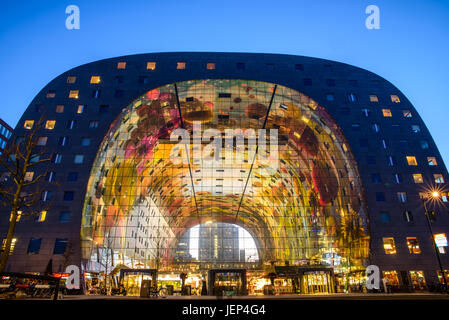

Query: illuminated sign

[435,233,448,247]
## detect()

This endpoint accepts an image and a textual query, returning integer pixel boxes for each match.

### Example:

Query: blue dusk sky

[0,0,448,164]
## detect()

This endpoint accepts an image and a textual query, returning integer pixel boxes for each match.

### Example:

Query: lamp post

[420,191,448,292]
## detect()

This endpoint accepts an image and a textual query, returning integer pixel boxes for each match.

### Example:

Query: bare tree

[0,118,53,271]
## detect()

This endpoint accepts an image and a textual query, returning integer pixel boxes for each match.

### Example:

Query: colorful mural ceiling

[81,79,369,273]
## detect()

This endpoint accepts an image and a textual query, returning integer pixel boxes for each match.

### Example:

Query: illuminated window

[403,211,413,222]
[393,173,402,184]
[434,174,445,184]
[380,212,390,223]
[382,109,392,117]
[45,120,56,130]
[397,192,407,203]
[411,125,421,133]
[42,191,51,201]
[406,237,421,254]
[427,157,438,166]
[406,156,417,166]
[402,110,412,118]
[90,76,101,84]
[24,120,34,130]
[326,93,335,101]
[24,171,34,182]
[362,109,370,117]
[369,95,379,102]
[55,105,65,113]
[117,62,126,69]
[67,120,76,130]
[391,95,401,103]
[348,93,357,102]
[412,174,423,183]
[74,154,84,164]
[66,76,76,84]
[46,90,56,98]
[177,62,186,69]
[69,90,79,99]
[36,211,47,222]
[207,63,216,70]
[382,271,399,286]
[10,211,22,222]
[383,237,397,254]
[420,140,429,149]
[147,62,156,70]
[2,238,17,254]
[37,137,47,146]
[77,105,85,114]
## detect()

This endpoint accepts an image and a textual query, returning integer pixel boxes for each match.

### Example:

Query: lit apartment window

[420,140,429,149]
[427,157,438,166]
[362,109,370,117]
[402,110,412,118]
[391,95,401,103]
[393,173,402,184]
[369,95,379,102]
[406,237,421,254]
[177,62,186,69]
[24,171,34,182]
[46,90,56,98]
[117,62,126,69]
[67,120,76,130]
[90,76,101,84]
[147,62,156,70]
[397,192,407,203]
[66,76,76,84]
[24,120,34,130]
[77,105,85,114]
[45,120,56,130]
[37,137,47,146]
[406,156,417,166]
[36,211,47,222]
[382,109,392,117]
[89,120,99,128]
[56,105,65,113]
[413,174,423,183]
[383,237,397,254]
[42,190,52,201]
[2,238,17,254]
[411,125,421,133]
[69,90,79,99]
[380,212,390,223]
[53,154,62,164]
[403,211,413,222]
[74,154,84,164]
[58,136,68,146]
[207,63,216,70]
[46,171,56,182]
[348,93,357,102]
[10,211,22,222]
[434,174,445,184]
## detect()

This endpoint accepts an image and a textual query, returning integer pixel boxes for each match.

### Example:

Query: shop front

[208,269,247,296]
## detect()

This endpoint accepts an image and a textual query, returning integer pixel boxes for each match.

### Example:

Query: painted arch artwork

[81,79,369,273]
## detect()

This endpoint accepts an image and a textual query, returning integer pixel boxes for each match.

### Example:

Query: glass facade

[79,79,369,277]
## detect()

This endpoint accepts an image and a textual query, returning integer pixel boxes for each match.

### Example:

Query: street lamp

[420,190,448,292]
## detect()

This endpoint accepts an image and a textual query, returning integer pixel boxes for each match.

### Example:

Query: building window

[177,62,186,69]
[89,120,99,128]
[81,138,91,146]
[427,157,438,166]
[411,125,421,133]
[58,136,69,146]
[45,120,56,130]
[46,90,56,98]
[420,140,429,149]
[393,173,402,184]
[392,124,401,132]
[413,174,423,183]
[236,62,245,70]
[24,120,34,130]
[206,62,215,70]
[295,64,304,71]
[46,171,56,182]
[397,192,407,203]
[55,105,65,113]
[66,76,76,84]
[67,120,76,130]
[77,105,86,114]
[138,76,148,84]
[63,191,74,201]
[59,211,71,223]
[388,156,395,166]
[326,79,335,87]
[303,78,312,86]
[92,89,101,98]
[351,123,360,131]
[348,80,358,87]
[359,139,368,147]
[36,211,47,222]
[42,191,51,201]
[366,156,376,165]
[9,210,21,222]
[371,123,380,132]
[380,212,390,223]
[147,62,156,70]
[376,192,386,202]
[361,109,370,117]
[53,154,62,164]
[37,137,48,146]
[383,237,397,254]
[27,238,42,254]
[69,90,79,99]
[266,63,274,71]
[326,93,335,101]
[2,238,17,254]
[74,154,84,164]
[434,174,445,184]
[382,109,392,117]
[391,95,401,103]
[406,156,417,166]
[402,110,412,118]
[406,237,421,254]
[114,90,124,98]
[399,140,408,149]
[369,95,379,102]
[53,238,68,255]
[348,93,357,102]
[67,172,78,182]
[24,171,34,182]
[403,211,413,222]
[117,62,126,69]
[99,105,109,113]
[371,173,382,184]
[115,76,124,84]
[381,139,387,149]
[90,76,101,84]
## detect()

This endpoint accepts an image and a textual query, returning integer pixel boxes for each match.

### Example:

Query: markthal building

[1,53,448,295]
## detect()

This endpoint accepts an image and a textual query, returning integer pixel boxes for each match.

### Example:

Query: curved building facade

[1,52,448,294]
